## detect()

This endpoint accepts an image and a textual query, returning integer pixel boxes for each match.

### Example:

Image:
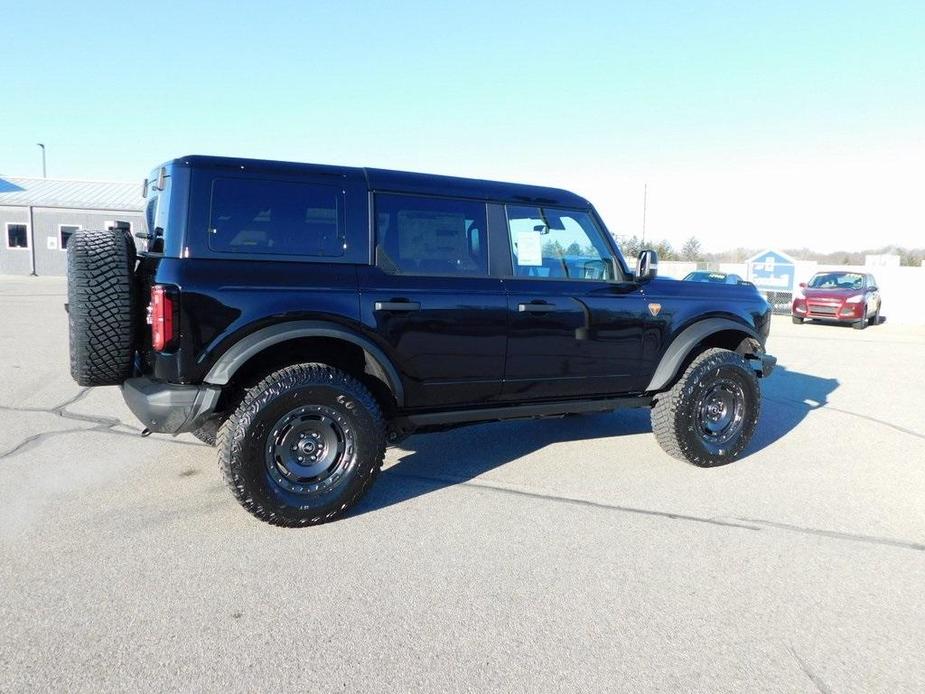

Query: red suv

[792,271,881,329]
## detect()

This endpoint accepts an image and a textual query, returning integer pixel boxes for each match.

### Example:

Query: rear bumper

[121,378,221,434]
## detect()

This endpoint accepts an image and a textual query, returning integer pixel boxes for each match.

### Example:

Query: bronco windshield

[807,272,864,290]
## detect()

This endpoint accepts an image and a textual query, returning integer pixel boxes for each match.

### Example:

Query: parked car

[791,271,881,329]
[66,155,776,527]
[683,271,745,284]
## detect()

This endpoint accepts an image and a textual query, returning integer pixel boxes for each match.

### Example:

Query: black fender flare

[645,318,762,392]
[203,321,405,407]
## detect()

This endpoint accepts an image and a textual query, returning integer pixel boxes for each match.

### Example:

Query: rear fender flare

[203,321,404,407]
[646,318,761,392]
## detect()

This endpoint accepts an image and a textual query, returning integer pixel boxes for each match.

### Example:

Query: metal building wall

[0,206,144,276]
[32,208,145,276]
[0,205,32,275]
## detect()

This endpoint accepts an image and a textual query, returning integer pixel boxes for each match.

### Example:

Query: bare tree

[618,235,641,259]
[682,236,702,261]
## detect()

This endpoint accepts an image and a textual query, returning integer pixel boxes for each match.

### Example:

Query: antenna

[641,183,648,244]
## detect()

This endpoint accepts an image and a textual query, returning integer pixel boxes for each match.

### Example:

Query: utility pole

[37,143,46,178]
[641,183,648,244]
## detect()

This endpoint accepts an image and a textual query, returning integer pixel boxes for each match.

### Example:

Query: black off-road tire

[192,421,219,446]
[792,316,804,324]
[651,348,761,467]
[67,229,137,386]
[217,363,385,527]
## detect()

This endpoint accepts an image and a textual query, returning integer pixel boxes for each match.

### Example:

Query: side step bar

[391,395,652,438]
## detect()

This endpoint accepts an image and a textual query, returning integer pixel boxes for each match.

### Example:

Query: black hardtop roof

[169,155,591,208]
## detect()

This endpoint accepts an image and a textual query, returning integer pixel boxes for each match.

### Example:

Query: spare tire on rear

[67,229,138,386]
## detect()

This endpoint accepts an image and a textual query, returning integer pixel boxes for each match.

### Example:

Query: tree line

[617,235,704,262]
[615,235,925,267]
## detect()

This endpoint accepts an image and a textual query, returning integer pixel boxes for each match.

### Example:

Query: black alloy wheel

[218,363,385,527]
[652,348,761,467]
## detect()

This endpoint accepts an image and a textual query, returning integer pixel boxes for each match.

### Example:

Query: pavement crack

[382,471,762,531]
[0,428,96,459]
[788,646,832,694]
[732,517,925,552]
[0,389,204,460]
[382,471,925,553]
[765,396,925,440]
[821,405,925,440]
[51,388,91,414]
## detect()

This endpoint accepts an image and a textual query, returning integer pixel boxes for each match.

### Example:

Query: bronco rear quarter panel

[146,257,374,385]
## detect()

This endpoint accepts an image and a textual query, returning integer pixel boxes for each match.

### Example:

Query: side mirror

[799,282,807,289]
[869,285,878,292]
[635,250,658,283]
[152,166,167,192]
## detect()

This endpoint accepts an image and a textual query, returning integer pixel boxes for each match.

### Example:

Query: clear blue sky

[4,1,923,252]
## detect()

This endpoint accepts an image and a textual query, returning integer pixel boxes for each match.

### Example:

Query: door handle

[374,300,421,312]
[518,302,557,313]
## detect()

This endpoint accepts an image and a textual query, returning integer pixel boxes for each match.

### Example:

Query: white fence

[658,260,925,324]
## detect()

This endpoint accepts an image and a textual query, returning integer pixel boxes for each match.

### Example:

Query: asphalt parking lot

[1,276,923,693]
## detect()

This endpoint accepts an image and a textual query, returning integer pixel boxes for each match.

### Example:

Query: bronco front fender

[645,318,765,392]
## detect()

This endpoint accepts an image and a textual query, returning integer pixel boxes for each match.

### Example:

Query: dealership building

[0,176,144,276]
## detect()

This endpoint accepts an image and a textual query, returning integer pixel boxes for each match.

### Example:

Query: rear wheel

[67,229,137,386]
[218,363,385,527]
[651,348,760,467]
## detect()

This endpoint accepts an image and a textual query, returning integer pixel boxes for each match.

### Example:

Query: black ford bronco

[67,155,776,527]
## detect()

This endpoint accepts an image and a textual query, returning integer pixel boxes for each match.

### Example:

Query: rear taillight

[148,284,175,351]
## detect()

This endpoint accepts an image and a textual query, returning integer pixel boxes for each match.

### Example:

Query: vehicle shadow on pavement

[353,408,653,516]
[749,365,839,453]
[354,365,839,516]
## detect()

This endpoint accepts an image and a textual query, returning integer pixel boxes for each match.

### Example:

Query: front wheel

[651,348,761,467]
[792,316,804,324]
[218,363,385,527]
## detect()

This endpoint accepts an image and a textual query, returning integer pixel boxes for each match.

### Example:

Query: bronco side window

[506,206,615,280]
[209,178,345,257]
[375,194,488,276]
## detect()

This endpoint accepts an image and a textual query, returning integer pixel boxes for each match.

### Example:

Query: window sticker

[516,231,543,266]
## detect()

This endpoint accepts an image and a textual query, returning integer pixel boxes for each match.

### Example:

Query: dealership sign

[747,249,796,292]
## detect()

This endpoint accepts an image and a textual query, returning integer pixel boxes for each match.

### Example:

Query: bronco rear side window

[374,194,487,276]
[209,178,345,257]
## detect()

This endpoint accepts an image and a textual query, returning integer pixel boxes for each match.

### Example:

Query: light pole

[37,143,46,178]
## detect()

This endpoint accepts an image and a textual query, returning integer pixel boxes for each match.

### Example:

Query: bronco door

[498,205,650,400]
[358,193,508,408]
